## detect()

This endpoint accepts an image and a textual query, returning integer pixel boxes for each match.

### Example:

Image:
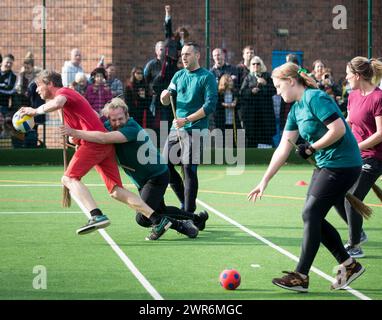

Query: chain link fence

[1,0,381,149]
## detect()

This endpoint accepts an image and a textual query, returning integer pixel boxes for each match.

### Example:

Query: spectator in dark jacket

[125,67,150,127]
[240,56,276,148]
[0,54,17,138]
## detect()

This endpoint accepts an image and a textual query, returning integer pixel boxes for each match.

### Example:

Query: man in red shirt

[20,70,172,239]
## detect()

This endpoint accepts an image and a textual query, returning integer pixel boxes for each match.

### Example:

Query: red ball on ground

[219,269,241,290]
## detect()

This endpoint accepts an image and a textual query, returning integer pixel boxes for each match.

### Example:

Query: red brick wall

[0,0,113,76]
[1,0,381,84]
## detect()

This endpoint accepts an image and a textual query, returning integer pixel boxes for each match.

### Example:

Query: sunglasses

[252,62,261,66]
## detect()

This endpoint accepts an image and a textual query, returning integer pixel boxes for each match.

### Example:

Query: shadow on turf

[103,226,303,248]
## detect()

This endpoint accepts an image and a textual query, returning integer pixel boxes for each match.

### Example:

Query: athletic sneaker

[330,260,365,290]
[145,217,172,241]
[76,215,110,235]
[272,271,309,293]
[344,230,368,251]
[194,210,209,231]
[346,245,365,258]
[176,220,199,238]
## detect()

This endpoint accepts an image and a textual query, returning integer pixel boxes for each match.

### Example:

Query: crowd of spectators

[2,6,381,149]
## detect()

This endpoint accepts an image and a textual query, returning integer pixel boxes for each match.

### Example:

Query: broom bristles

[346,193,372,220]
[62,186,71,208]
[371,184,382,202]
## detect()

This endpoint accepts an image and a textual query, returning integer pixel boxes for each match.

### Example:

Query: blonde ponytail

[272,62,318,89]
[370,59,382,85]
[348,56,382,85]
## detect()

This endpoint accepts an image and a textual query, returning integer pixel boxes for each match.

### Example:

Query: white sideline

[0,211,82,215]
[196,198,371,301]
[70,193,164,300]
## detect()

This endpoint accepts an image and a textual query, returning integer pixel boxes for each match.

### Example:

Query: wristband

[185,117,190,124]
[36,105,45,115]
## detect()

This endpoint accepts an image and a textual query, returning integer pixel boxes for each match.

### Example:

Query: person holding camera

[318,68,342,105]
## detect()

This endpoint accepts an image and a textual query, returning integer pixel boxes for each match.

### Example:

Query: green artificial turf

[0,165,381,300]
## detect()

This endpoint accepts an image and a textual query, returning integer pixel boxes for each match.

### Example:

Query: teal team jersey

[168,67,217,131]
[104,118,167,188]
[285,89,362,168]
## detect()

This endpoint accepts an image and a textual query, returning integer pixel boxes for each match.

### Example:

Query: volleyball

[12,110,35,133]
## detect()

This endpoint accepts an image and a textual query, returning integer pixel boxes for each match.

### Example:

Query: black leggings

[167,163,198,213]
[296,166,361,275]
[135,170,197,228]
[335,157,382,245]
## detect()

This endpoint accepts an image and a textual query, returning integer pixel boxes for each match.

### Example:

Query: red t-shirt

[55,88,107,144]
[348,87,382,160]
[55,87,107,145]
[56,88,122,190]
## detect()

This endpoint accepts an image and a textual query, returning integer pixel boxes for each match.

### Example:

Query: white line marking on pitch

[0,211,81,215]
[70,193,163,300]
[0,184,104,187]
[0,207,163,299]
[97,229,163,300]
[196,198,371,301]
[0,183,135,187]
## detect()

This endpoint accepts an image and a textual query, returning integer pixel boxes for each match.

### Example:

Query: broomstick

[232,102,238,147]
[60,109,71,208]
[371,183,382,202]
[288,139,372,220]
[169,94,183,153]
[169,94,185,181]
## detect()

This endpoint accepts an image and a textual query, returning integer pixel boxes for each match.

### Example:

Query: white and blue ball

[12,110,34,133]
[12,110,35,133]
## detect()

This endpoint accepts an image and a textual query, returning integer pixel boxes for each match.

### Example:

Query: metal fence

[0,0,380,149]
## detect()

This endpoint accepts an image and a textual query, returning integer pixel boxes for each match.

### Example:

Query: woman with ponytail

[247,62,365,292]
[335,57,382,258]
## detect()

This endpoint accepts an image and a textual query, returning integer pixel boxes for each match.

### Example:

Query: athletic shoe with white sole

[145,217,172,241]
[76,215,110,235]
[344,230,368,250]
[272,271,309,293]
[330,260,365,290]
[194,210,209,231]
[346,245,365,258]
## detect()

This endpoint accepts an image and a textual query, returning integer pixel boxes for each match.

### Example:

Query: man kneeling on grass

[60,97,208,240]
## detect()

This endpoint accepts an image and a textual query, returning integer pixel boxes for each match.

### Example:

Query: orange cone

[296,180,308,186]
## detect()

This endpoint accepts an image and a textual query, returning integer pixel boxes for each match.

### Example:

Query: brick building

[1,0,381,85]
